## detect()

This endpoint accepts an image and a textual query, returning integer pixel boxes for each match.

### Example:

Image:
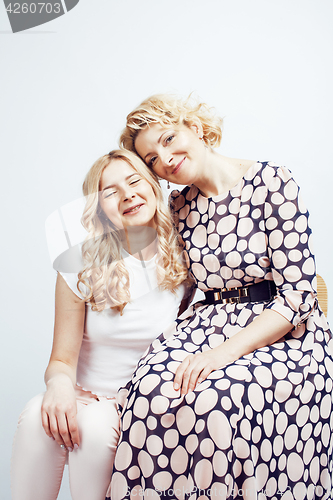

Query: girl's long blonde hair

[120,93,223,154]
[78,149,188,314]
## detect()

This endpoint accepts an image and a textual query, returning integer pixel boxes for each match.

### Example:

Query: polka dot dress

[108,162,333,500]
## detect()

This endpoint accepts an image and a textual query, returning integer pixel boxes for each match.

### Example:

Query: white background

[1,1,332,498]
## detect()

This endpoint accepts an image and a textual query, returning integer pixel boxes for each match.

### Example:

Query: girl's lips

[172,157,185,175]
[123,203,144,216]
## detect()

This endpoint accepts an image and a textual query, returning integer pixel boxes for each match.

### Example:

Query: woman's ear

[189,118,204,138]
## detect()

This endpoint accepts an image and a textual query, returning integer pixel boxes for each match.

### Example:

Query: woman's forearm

[174,309,294,394]
[215,309,293,366]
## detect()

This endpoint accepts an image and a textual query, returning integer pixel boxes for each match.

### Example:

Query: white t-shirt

[60,251,184,398]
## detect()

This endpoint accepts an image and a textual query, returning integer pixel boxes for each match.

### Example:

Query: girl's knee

[17,393,45,428]
[76,399,120,452]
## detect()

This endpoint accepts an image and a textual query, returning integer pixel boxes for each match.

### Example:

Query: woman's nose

[160,150,174,167]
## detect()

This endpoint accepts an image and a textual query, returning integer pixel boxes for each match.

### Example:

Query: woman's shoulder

[248,161,296,187]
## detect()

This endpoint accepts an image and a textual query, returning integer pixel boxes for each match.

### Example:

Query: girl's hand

[41,374,79,451]
[173,349,223,395]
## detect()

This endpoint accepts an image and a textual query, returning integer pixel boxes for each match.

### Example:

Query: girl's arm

[41,273,85,450]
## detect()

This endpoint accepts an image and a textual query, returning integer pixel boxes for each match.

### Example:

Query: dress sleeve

[263,165,317,326]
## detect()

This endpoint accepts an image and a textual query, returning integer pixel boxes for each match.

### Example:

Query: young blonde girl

[11,149,188,500]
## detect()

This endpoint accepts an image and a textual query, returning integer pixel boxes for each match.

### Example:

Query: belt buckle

[222,286,249,305]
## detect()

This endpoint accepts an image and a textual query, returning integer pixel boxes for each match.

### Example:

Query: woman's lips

[123,204,144,215]
[172,157,185,175]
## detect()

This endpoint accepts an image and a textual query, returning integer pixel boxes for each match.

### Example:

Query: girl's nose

[122,188,135,201]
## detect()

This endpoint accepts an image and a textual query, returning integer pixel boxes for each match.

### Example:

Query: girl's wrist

[45,372,74,388]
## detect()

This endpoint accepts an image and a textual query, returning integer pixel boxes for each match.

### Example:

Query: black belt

[204,280,277,305]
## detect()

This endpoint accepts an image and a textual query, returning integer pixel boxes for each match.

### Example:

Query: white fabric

[11,391,120,500]
[60,251,184,398]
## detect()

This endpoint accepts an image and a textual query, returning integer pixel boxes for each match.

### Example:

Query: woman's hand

[41,373,79,451]
[173,349,223,395]
[173,309,293,396]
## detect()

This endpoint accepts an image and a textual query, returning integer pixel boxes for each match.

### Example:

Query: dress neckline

[196,161,262,202]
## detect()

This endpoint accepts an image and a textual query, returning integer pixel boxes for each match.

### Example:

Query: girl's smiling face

[134,122,207,186]
[100,159,157,229]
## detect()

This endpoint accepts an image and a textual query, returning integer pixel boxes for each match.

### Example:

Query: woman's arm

[41,273,85,450]
[174,309,292,394]
[177,282,196,317]
[175,165,315,395]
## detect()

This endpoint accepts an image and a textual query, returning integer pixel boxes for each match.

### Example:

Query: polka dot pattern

[109,162,333,500]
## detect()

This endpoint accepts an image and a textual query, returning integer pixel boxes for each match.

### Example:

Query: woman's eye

[149,157,157,167]
[165,135,174,144]
[130,178,141,185]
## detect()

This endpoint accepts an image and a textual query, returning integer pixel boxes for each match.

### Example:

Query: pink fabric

[11,388,120,500]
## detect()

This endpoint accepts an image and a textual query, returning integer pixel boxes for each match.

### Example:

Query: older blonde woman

[108,95,333,500]
[11,149,188,500]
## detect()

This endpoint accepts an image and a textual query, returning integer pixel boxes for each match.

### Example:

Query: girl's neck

[123,226,158,261]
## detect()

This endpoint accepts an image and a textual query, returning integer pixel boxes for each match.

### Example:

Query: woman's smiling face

[134,122,206,186]
[99,159,157,229]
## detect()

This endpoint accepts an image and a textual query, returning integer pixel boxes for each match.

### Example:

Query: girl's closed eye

[104,190,117,198]
[130,178,141,185]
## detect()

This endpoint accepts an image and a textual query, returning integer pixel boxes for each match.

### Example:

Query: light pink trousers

[11,388,120,500]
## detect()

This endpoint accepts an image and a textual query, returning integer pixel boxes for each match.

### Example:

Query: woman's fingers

[196,364,214,387]
[173,356,191,391]
[174,353,216,395]
[183,359,208,394]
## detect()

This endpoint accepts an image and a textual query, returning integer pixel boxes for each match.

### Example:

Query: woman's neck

[195,151,256,198]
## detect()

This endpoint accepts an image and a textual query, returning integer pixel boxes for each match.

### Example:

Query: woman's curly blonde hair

[77,149,189,314]
[120,93,223,155]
